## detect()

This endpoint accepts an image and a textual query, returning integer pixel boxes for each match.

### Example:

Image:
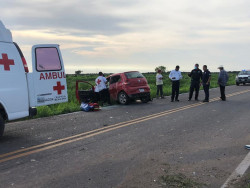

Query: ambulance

[0,21,68,137]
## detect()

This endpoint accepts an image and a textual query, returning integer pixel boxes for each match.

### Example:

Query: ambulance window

[36,47,62,71]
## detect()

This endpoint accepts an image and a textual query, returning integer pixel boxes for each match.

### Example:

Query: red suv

[107,71,151,104]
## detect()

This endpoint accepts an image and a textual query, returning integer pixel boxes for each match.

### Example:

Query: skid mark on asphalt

[0,89,249,164]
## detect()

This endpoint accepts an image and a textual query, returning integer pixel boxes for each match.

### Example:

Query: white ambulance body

[0,21,68,136]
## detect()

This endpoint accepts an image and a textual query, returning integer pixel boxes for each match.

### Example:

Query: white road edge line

[221,151,250,188]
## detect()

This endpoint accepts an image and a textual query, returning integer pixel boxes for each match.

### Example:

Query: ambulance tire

[0,115,5,137]
[118,92,129,105]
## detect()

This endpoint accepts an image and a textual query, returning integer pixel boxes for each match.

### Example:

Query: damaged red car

[107,71,151,104]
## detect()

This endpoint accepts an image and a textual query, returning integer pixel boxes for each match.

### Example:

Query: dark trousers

[156,85,163,97]
[99,88,111,104]
[203,84,210,100]
[171,81,180,101]
[189,81,200,100]
[220,85,226,100]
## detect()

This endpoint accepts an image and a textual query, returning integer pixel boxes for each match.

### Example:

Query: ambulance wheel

[118,92,129,105]
[0,115,5,137]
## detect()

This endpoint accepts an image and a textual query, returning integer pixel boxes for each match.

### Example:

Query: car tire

[243,83,246,85]
[118,92,129,105]
[141,97,149,103]
[236,82,239,86]
[0,115,5,137]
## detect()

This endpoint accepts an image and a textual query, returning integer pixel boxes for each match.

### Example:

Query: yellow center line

[0,103,202,158]
[0,89,249,163]
[0,103,203,163]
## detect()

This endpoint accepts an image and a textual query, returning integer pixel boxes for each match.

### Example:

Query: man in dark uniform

[188,63,203,101]
[202,65,211,102]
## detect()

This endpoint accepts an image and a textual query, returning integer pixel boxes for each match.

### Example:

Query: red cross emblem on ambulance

[53,81,65,95]
[0,53,15,71]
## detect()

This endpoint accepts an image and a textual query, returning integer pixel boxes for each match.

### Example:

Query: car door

[27,44,68,107]
[109,75,121,100]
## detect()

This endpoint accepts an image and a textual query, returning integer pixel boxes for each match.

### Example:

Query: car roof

[107,71,139,78]
[124,71,139,73]
[107,71,140,78]
[106,73,121,78]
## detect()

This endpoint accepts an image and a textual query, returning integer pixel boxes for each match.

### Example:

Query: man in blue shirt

[202,65,211,102]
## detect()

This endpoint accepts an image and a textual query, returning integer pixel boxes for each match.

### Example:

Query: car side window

[110,75,121,85]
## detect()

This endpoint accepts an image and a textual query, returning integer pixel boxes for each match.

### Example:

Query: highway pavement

[0,85,250,188]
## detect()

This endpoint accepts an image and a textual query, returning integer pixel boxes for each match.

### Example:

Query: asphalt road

[0,85,250,188]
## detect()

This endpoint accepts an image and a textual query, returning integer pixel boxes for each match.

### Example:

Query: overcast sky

[1,0,250,73]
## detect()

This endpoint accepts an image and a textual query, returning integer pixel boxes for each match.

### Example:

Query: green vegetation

[155,65,167,73]
[148,72,237,98]
[159,173,205,188]
[229,173,250,188]
[35,72,238,118]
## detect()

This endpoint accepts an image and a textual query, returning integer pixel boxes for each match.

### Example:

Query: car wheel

[141,97,149,103]
[243,83,246,85]
[236,82,239,86]
[0,115,5,137]
[118,92,129,105]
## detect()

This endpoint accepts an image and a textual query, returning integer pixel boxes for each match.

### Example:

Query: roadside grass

[229,173,250,188]
[35,72,238,118]
[158,171,205,188]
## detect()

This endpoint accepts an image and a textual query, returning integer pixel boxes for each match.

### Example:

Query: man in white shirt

[95,72,111,105]
[169,66,183,102]
[156,69,164,99]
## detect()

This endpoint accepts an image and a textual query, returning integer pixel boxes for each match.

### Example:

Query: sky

[1,0,250,73]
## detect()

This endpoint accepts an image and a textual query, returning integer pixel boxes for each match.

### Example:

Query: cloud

[1,0,250,73]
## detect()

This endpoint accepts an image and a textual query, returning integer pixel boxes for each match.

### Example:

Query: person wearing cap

[218,65,229,101]
[156,69,164,99]
[188,64,203,101]
[95,72,111,105]
[202,65,211,102]
[169,65,183,102]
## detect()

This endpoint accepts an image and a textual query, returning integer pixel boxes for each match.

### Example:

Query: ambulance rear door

[27,44,68,107]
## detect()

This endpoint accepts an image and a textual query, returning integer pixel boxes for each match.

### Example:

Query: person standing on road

[169,65,182,102]
[95,72,111,105]
[188,63,203,101]
[218,65,229,101]
[156,69,164,99]
[202,65,211,102]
